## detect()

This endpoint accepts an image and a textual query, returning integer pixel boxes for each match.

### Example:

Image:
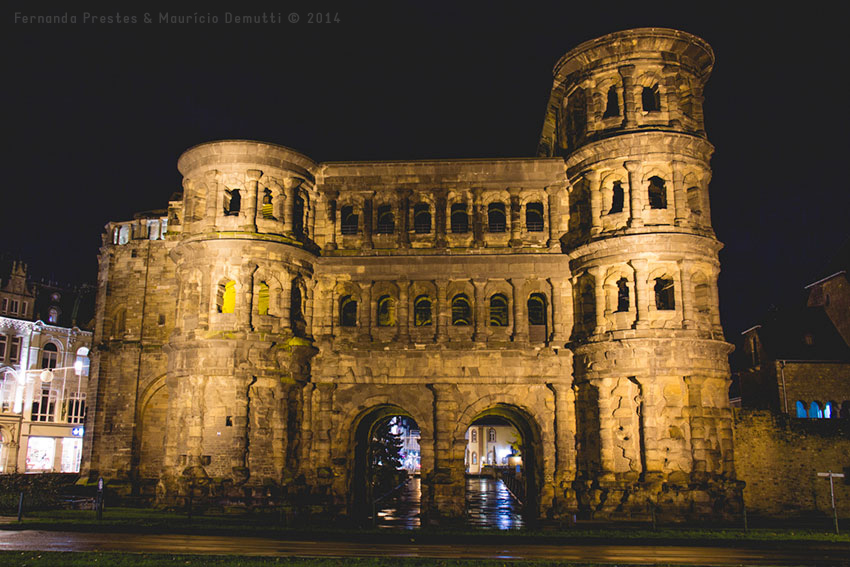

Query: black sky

[4,4,848,337]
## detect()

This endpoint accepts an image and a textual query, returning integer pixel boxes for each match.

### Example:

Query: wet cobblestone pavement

[374,475,524,529]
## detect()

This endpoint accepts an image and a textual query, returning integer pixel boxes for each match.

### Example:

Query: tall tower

[161,141,320,502]
[539,29,741,519]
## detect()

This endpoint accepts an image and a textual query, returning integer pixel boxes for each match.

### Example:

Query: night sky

[4,5,848,337]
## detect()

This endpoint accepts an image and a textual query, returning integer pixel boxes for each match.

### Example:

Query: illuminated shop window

[26,437,55,472]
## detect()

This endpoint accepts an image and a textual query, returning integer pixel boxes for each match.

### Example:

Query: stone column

[618,65,636,128]
[511,278,528,342]
[472,279,486,342]
[550,277,570,344]
[359,281,372,341]
[363,194,374,249]
[204,171,219,229]
[587,170,602,236]
[435,189,448,248]
[590,266,605,335]
[662,65,681,122]
[625,160,643,228]
[545,184,562,248]
[709,267,723,336]
[509,188,522,247]
[630,258,649,329]
[679,259,695,329]
[471,188,484,248]
[398,279,410,343]
[325,192,338,251]
[672,160,688,227]
[398,189,411,249]
[429,383,464,521]
[244,169,261,232]
[701,173,713,230]
[436,280,448,344]
[314,382,336,474]
[282,178,300,234]
[548,382,577,514]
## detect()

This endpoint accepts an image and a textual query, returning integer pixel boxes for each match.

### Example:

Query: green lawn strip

[0,552,649,567]
[4,509,849,546]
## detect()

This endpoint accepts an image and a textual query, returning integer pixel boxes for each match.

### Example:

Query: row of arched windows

[340,202,545,236]
[213,278,305,333]
[222,188,308,236]
[795,400,850,419]
[338,293,548,328]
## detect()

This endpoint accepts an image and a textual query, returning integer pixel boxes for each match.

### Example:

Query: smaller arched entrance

[351,405,421,528]
[462,404,542,528]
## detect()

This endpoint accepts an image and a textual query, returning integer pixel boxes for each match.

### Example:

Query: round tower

[541,29,742,520]
[160,140,320,505]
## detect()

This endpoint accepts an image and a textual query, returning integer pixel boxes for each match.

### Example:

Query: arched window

[339,295,357,327]
[642,85,660,112]
[47,307,60,324]
[261,188,275,219]
[603,85,620,118]
[654,278,675,311]
[687,186,702,214]
[257,282,270,315]
[451,294,471,326]
[341,205,358,235]
[376,295,395,326]
[217,280,236,314]
[450,204,469,233]
[841,401,850,419]
[528,293,547,326]
[824,401,837,419]
[487,428,496,442]
[616,278,630,312]
[471,429,477,443]
[41,343,58,370]
[487,203,506,233]
[75,347,90,377]
[795,400,807,418]
[293,194,305,236]
[648,176,667,209]
[224,188,241,215]
[414,295,432,326]
[376,205,395,234]
[610,181,624,214]
[413,203,431,234]
[0,373,15,413]
[525,202,544,232]
[809,401,823,419]
[472,451,477,465]
[489,294,508,327]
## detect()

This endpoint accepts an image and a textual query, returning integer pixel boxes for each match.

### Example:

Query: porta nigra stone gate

[83,28,743,523]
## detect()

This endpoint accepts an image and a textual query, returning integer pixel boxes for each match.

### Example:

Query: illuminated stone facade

[83,28,742,522]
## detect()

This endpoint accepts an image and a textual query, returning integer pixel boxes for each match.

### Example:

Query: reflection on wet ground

[466,476,524,529]
[375,476,420,529]
[374,475,523,530]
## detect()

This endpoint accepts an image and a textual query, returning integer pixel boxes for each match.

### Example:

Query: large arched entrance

[462,404,541,528]
[351,405,421,528]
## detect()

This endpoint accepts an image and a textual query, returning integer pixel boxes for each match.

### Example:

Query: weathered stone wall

[776,362,850,415]
[733,409,850,517]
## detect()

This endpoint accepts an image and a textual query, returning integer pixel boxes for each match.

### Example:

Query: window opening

[648,176,667,209]
[41,343,58,369]
[258,282,270,316]
[489,294,508,327]
[218,280,236,314]
[340,295,357,327]
[262,188,275,219]
[413,203,431,234]
[376,205,395,234]
[654,278,675,311]
[451,204,469,233]
[616,278,630,312]
[795,400,807,418]
[414,295,432,326]
[526,202,544,232]
[341,205,359,235]
[642,85,660,112]
[376,295,395,326]
[610,181,624,214]
[488,203,506,233]
[528,293,547,326]
[224,188,241,215]
[603,85,620,118]
[451,294,471,326]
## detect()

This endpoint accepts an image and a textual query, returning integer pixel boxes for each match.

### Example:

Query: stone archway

[458,403,544,527]
[350,404,421,527]
[136,376,168,495]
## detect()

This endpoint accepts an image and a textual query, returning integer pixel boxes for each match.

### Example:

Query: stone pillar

[618,65,636,128]
[672,160,688,227]
[280,270,292,325]
[436,280,448,344]
[204,171,219,229]
[398,279,410,343]
[625,160,643,228]
[363,194,374,249]
[550,277,570,344]
[587,170,602,236]
[314,382,336,473]
[282,178,299,234]
[709,267,723,336]
[662,65,681,122]
[549,382,577,514]
[590,266,605,335]
[325,192,338,251]
[679,259,695,329]
[630,258,649,329]
[359,281,372,341]
[429,383,464,521]
[472,279,486,342]
[701,173,713,230]
[511,278,528,342]
[509,188,522,247]
[545,184,561,248]
[435,189,448,248]
[471,188,484,248]
[398,189,411,249]
[244,169,261,232]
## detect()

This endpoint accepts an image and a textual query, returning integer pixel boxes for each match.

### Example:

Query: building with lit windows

[0,261,93,473]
